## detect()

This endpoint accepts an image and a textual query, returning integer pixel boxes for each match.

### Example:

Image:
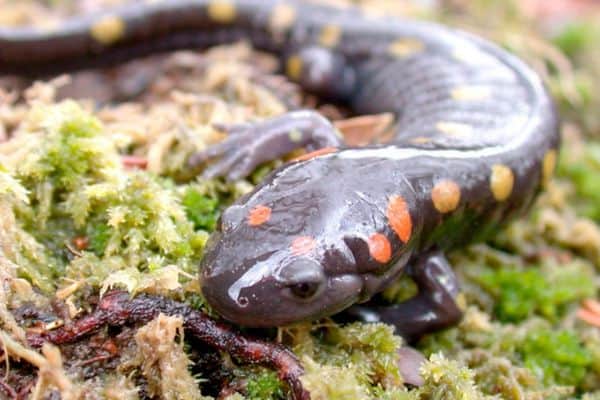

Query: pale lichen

[129,314,209,400]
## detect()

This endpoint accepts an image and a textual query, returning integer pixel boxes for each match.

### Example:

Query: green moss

[417,353,485,400]
[299,356,371,400]
[324,323,403,387]
[558,143,600,220]
[3,101,210,294]
[518,329,592,387]
[182,187,220,232]
[475,262,594,322]
[553,23,597,57]
[87,222,112,255]
[246,370,284,400]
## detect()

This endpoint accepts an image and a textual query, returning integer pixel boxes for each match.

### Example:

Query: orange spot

[577,308,600,328]
[290,236,316,256]
[577,299,600,328]
[387,195,412,243]
[583,299,600,314]
[247,205,271,226]
[121,155,148,169]
[293,147,337,162]
[368,233,392,264]
[72,236,89,251]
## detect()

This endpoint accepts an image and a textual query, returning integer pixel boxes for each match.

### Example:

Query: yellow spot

[318,24,342,48]
[436,121,473,137]
[269,3,297,33]
[286,55,303,80]
[207,0,237,23]
[37,20,60,33]
[452,47,479,63]
[409,136,431,144]
[451,86,491,101]
[431,180,461,213]
[490,164,514,201]
[288,129,303,143]
[542,149,557,185]
[90,15,126,45]
[387,38,424,57]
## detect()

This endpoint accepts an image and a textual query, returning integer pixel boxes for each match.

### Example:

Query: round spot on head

[90,15,126,45]
[286,55,303,81]
[318,24,342,48]
[542,149,557,185]
[291,236,316,256]
[451,86,491,101]
[293,147,338,162]
[207,0,237,23]
[387,195,412,243]
[431,180,461,213]
[368,233,392,264]
[247,205,271,226]
[490,164,514,201]
[269,3,297,33]
[387,38,424,57]
[436,121,473,137]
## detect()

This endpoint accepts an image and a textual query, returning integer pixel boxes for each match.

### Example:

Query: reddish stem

[27,291,309,400]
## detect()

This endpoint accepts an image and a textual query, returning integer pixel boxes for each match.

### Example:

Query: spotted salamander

[0,0,560,340]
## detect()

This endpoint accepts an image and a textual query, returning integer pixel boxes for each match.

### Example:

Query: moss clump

[519,328,592,387]
[553,22,600,58]
[475,262,594,322]
[417,353,484,400]
[558,142,600,221]
[287,322,406,398]
[246,370,284,400]
[3,100,210,295]
[324,322,403,388]
[300,356,371,400]
[17,100,121,228]
[182,187,220,232]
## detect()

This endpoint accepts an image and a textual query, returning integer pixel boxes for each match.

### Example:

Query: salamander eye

[279,259,325,301]
[289,281,321,299]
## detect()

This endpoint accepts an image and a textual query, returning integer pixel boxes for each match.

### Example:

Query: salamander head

[199,159,414,327]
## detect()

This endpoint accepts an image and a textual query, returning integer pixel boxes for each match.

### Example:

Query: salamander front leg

[345,251,464,343]
[188,110,342,180]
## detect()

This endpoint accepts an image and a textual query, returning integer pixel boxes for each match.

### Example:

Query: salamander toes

[201,151,245,179]
[189,123,258,179]
[397,347,426,387]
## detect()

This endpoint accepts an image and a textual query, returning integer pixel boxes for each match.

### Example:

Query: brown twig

[27,291,309,400]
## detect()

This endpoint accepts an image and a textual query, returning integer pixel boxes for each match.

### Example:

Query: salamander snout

[200,239,364,327]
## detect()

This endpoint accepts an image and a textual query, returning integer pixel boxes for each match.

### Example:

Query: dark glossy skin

[0,0,560,339]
